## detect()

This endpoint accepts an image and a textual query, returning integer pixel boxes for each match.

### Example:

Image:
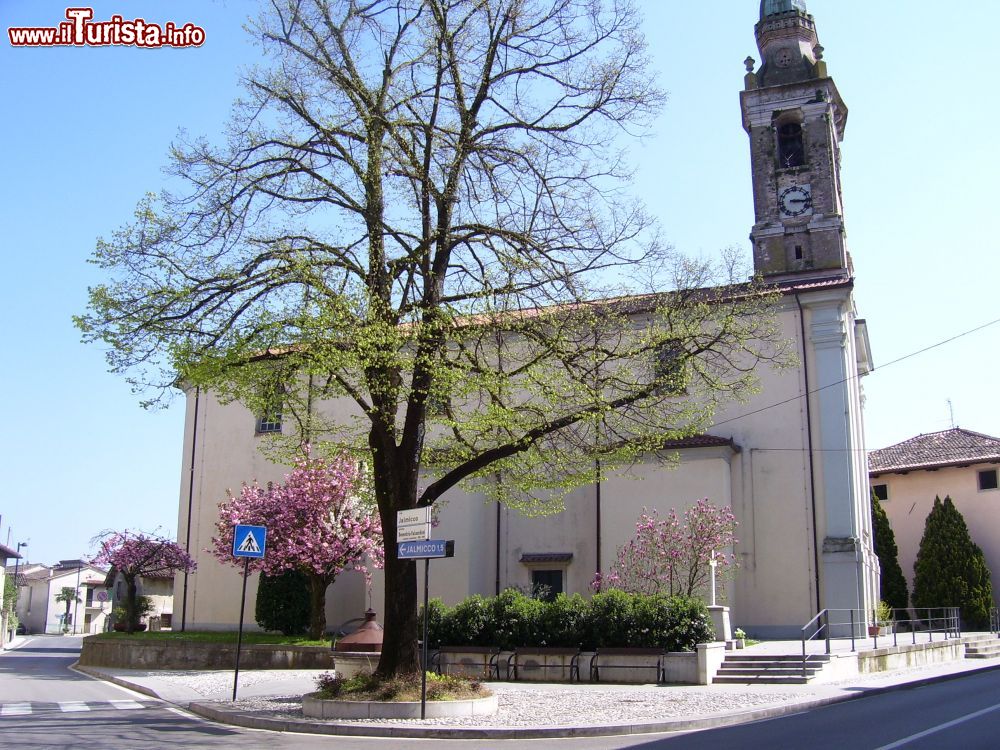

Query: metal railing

[800,606,962,679]
[990,607,999,634]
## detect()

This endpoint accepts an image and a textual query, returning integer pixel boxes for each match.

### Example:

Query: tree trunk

[125,576,139,634]
[372,451,420,677]
[307,574,329,641]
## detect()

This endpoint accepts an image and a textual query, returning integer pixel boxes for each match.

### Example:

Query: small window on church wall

[979,469,998,491]
[652,341,689,396]
[777,122,805,168]
[873,484,888,502]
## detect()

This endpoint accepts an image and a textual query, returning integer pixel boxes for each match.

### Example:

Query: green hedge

[423,589,713,652]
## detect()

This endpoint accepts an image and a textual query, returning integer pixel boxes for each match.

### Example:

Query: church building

[174,1,879,639]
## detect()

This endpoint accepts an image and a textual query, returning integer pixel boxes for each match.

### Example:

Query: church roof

[760,0,808,21]
[760,0,808,18]
[869,428,1000,475]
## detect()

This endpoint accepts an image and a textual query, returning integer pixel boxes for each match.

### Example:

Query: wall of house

[872,463,1000,600]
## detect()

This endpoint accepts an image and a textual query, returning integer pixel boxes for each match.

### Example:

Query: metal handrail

[991,607,999,634]
[800,606,963,678]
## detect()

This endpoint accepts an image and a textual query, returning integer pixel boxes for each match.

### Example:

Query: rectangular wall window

[873,484,888,501]
[531,570,564,602]
[979,469,998,491]
[255,413,283,434]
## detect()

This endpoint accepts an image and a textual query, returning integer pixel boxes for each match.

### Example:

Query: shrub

[421,598,449,648]
[871,491,909,609]
[424,589,711,652]
[912,496,994,629]
[255,569,311,635]
[486,589,544,650]
[446,594,492,646]
[537,593,588,647]
[581,589,635,649]
[657,595,714,652]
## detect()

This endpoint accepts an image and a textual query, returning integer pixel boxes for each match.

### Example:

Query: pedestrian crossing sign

[232,524,267,559]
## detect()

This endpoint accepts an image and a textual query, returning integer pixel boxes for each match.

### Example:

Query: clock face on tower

[779,184,812,217]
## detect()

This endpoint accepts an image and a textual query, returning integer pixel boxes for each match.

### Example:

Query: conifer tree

[912,496,993,628]
[871,491,908,609]
[255,570,311,636]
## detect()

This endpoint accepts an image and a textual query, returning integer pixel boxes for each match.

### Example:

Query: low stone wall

[79,636,336,670]
[434,646,720,685]
[303,692,498,719]
[858,639,963,673]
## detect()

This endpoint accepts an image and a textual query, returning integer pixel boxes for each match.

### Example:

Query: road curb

[73,662,167,702]
[87,660,1000,740]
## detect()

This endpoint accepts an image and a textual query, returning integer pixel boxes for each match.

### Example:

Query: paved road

[0,636,649,749]
[629,668,1000,749]
[5,636,1000,748]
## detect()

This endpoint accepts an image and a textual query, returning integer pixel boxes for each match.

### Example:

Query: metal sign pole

[233,556,249,701]
[420,557,430,719]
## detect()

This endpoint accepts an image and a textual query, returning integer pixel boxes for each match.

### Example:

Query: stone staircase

[712,653,831,685]
[963,633,1000,659]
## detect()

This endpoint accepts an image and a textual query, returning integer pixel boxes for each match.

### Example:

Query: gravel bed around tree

[229,685,814,727]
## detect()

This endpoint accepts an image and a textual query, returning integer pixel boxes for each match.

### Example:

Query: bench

[506,647,581,681]
[590,647,665,683]
[430,646,502,679]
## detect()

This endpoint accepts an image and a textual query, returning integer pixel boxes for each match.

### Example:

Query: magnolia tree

[93,531,196,633]
[210,453,383,639]
[596,499,738,598]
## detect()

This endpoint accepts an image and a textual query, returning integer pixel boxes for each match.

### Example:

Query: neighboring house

[869,428,1000,600]
[106,568,175,630]
[11,560,110,635]
[0,543,23,648]
[174,1,879,638]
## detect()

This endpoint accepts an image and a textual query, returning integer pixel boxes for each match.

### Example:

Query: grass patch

[87,630,329,647]
[314,671,491,702]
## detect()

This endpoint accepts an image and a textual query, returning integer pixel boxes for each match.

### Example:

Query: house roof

[869,428,1000,475]
[0,543,22,560]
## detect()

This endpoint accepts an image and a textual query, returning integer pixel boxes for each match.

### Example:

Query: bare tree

[77,0,786,675]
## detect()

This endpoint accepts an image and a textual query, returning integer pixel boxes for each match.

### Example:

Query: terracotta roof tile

[661,435,739,450]
[869,428,1000,474]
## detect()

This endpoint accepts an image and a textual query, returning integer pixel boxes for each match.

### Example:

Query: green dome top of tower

[760,0,808,18]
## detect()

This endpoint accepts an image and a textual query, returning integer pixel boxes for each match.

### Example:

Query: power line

[710,315,1000,430]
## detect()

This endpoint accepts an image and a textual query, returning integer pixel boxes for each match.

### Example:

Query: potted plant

[868,601,893,637]
[733,628,747,649]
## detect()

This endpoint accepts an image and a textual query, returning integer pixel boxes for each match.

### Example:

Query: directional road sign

[233,524,267,559]
[397,539,454,560]
[397,507,431,542]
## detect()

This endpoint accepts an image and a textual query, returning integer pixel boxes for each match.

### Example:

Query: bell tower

[741,0,849,279]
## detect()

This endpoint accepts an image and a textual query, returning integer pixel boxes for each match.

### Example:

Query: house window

[873,484,888,502]
[979,469,998,491]
[85,587,94,607]
[777,121,805,168]
[652,341,688,396]
[255,412,283,434]
[531,570,564,602]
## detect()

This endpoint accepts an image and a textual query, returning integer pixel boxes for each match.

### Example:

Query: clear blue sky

[2,1,998,566]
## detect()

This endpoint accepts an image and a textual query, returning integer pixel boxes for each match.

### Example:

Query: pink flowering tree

[595,499,738,598]
[92,531,196,633]
[210,452,383,639]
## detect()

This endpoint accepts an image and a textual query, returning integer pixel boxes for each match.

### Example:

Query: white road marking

[58,701,91,712]
[875,702,1000,749]
[109,699,145,710]
[1,703,31,716]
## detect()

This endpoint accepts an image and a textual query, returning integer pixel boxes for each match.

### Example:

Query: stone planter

[332,651,380,679]
[302,691,498,720]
